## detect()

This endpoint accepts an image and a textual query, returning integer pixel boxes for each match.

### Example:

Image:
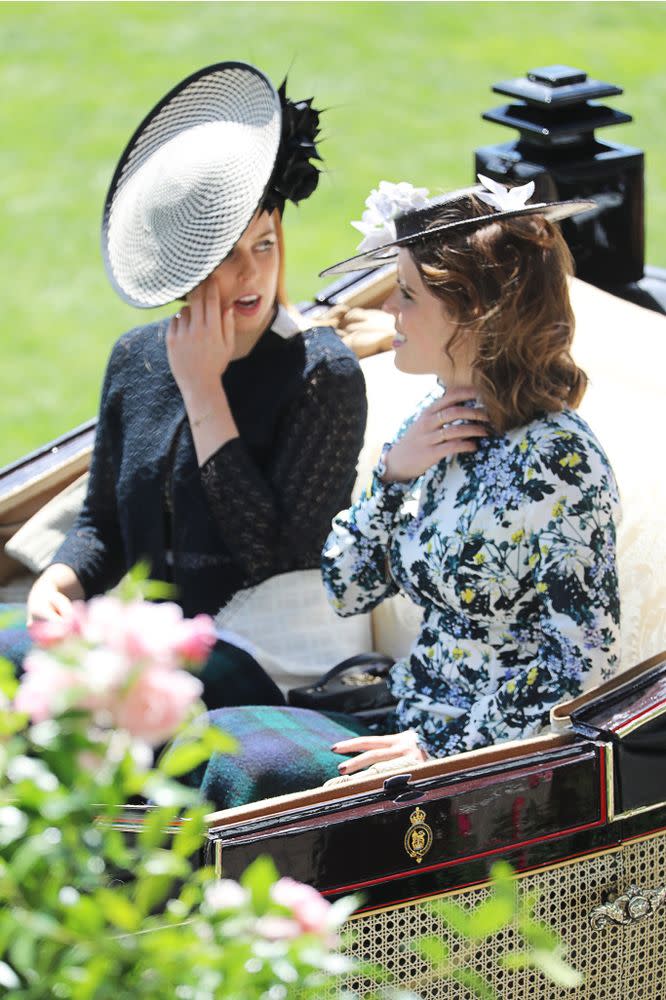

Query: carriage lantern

[475,64,666,313]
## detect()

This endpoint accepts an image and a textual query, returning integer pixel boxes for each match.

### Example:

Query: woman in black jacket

[23,63,368,706]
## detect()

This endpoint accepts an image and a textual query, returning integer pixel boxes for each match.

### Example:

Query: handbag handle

[312,652,394,691]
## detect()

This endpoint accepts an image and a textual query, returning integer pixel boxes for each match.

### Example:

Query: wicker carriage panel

[620,835,666,999]
[337,838,666,1000]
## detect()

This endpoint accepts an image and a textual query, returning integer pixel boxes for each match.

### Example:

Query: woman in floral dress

[192,176,620,809]
[320,176,620,776]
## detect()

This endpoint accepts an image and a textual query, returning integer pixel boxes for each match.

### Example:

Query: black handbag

[287,652,397,721]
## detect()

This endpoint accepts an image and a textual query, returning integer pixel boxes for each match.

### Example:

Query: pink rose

[28,604,84,648]
[172,615,216,665]
[113,665,203,745]
[271,877,332,936]
[119,601,186,667]
[255,915,302,941]
[14,650,82,722]
[81,596,127,648]
[78,648,132,707]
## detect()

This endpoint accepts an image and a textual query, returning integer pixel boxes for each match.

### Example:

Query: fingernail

[331,744,339,751]
[338,763,347,773]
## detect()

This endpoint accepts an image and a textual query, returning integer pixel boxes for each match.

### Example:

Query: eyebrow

[255,229,276,239]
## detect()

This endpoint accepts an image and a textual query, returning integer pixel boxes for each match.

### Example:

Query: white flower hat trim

[476,173,537,213]
[352,180,430,253]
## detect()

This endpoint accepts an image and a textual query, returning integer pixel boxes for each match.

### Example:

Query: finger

[51,592,74,618]
[205,276,220,331]
[430,423,489,445]
[187,282,206,329]
[436,439,480,459]
[431,405,489,427]
[331,735,397,754]
[221,305,236,351]
[338,747,418,775]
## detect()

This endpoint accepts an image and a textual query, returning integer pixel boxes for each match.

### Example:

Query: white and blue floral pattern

[322,393,621,756]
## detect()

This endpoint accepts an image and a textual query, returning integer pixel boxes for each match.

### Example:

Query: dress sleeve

[321,395,439,616]
[421,427,622,757]
[51,346,127,597]
[321,468,412,616]
[199,348,367,586]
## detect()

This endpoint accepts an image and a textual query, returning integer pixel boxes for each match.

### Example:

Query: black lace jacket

[54,316,367,616]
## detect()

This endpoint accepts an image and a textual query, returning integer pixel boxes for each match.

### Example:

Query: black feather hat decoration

[263,79,323,214]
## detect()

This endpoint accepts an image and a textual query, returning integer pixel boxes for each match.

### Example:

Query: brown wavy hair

[409,193,587,433]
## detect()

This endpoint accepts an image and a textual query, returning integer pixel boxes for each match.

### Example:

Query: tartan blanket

[0,603,30,672]
[183,706,375,809]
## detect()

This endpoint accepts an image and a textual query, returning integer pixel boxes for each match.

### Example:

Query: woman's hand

[324,305,396,358]
[382,387,489,483]
[26,564,83,625]
[332,729,429,776]
[166,276,235,405]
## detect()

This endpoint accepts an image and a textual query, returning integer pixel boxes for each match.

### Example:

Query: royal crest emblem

[404,806,433,863]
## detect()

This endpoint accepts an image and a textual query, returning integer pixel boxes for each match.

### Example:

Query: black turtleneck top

[53,314,367,617]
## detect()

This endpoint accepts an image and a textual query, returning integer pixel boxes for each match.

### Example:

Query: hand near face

[332,729,429,776]
[381,387,489,483]
[166,277,235,405]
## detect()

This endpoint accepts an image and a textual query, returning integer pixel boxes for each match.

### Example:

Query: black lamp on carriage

[474,64,666,314]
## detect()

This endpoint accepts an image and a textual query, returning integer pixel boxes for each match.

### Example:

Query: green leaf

[451,966,497,1000]
[137,806,174,851]
[240,855,279,913]
[0,657,20,700]
[202,725,238,755]
[488,860,517,901]
[428,899,472,937]
[498,949,533,970]
[411,933,450,967]
[140,772,201,809]
[95,888,141,933]
[518,914,560,952]
[0,710,28,738]
[140,850,190,880]
[172,808,207,860]
[159,741,215,778]
[466,895,515,938]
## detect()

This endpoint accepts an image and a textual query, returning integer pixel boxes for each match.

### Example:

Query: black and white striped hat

[102,62,282,308]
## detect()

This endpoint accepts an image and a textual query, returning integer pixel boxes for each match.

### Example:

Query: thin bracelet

[190,409,214,429]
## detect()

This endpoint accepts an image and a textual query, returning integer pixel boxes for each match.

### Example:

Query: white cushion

[570,278,666,669]
[215,569,372,694]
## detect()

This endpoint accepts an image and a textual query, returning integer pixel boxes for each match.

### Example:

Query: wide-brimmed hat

[320,176,596,277]
[102,62,322,309]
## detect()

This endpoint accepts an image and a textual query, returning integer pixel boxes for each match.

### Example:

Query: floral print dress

[322,392,621,757]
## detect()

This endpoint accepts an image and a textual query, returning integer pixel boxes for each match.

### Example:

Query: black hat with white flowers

[320,176,595,277]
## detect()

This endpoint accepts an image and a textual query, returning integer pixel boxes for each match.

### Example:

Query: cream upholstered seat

[358,278,666,674]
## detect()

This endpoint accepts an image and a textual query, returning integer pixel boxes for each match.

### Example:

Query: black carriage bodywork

[202,653,666,998]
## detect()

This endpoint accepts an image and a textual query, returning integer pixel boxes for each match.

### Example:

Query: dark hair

[409,194,587,433]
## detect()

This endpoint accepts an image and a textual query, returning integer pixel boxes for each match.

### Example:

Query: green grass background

[2,1,665,467]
